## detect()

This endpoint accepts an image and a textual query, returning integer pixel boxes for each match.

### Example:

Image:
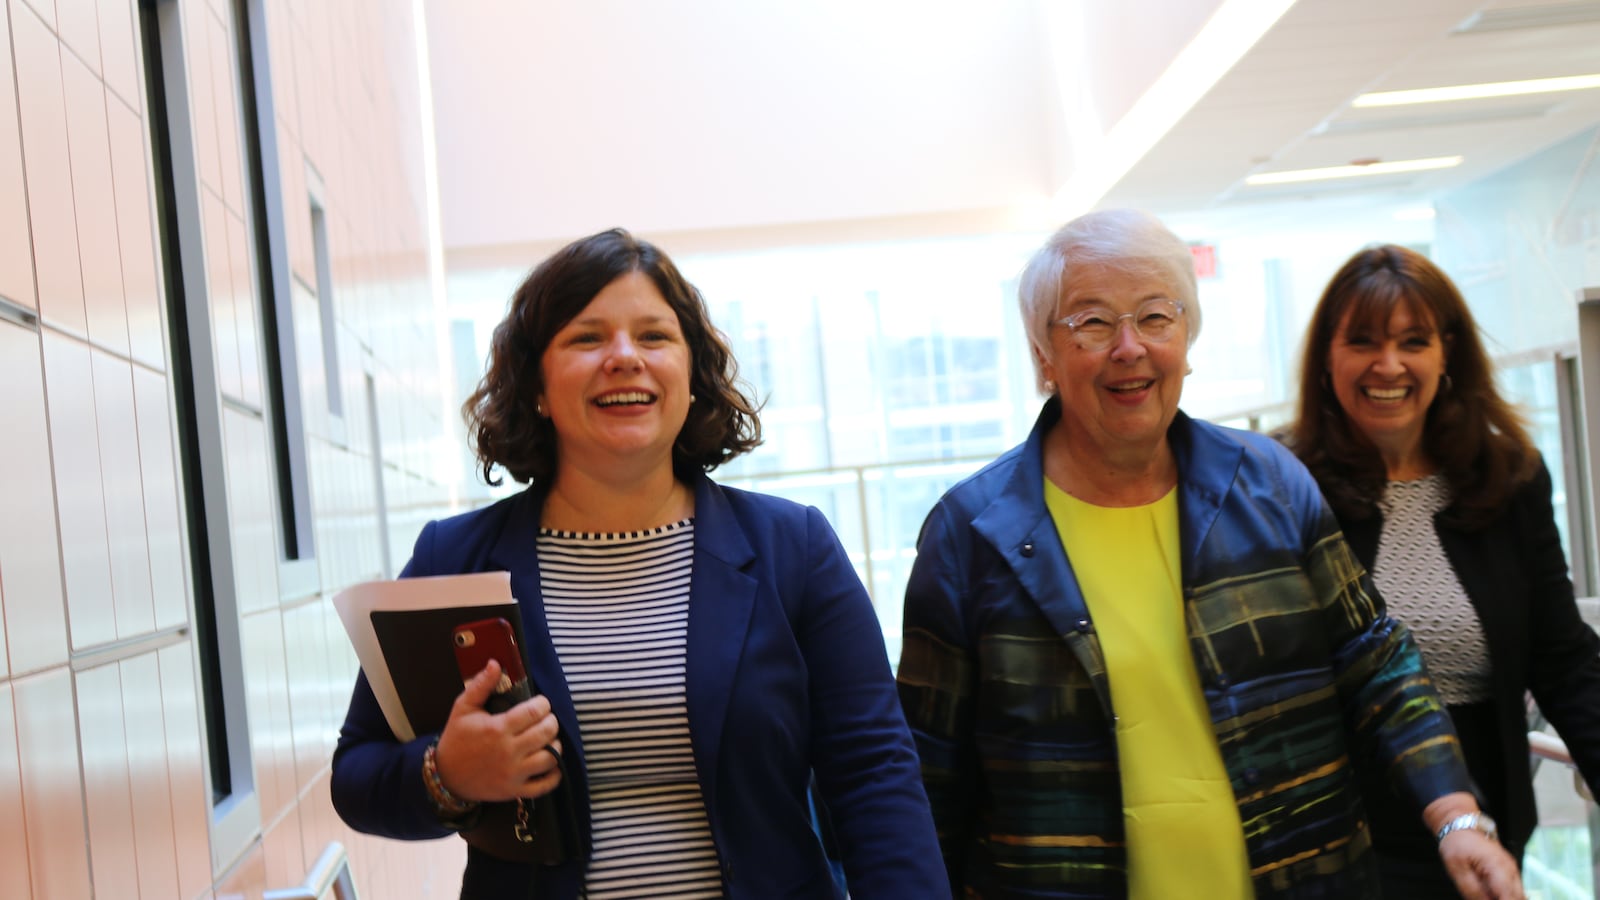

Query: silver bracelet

[1435,812,1498,844]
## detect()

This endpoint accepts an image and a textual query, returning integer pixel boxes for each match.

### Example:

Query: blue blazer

[331,473,945,899]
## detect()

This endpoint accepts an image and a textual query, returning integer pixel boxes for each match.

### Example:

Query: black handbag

[461,776,578,864]
[460,677,581,864]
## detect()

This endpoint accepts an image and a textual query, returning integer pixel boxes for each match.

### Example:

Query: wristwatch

[1435,812,1499,844]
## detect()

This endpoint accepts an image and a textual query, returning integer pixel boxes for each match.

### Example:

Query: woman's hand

[1425,794,1525,900]
[1438,829,1524,900]
[433,659,564,803]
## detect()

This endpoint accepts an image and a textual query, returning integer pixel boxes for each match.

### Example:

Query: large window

[682,236,1040,476]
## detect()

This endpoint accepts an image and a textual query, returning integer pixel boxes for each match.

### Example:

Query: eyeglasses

[1050,298,1186,351]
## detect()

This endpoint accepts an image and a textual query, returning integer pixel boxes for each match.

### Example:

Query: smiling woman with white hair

[897,208,1524,898]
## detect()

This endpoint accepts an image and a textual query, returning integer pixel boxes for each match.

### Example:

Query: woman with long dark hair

[1288,244,1600,896]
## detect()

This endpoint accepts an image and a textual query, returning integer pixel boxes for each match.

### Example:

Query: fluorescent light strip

[1392,206,1437,222]
[1245,156,1462,186]
[1354,74,1600,107]
[1049,0,1297,215]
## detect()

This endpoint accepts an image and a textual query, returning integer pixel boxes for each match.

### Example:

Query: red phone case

[452,617,531,714]
[451,618,573,863]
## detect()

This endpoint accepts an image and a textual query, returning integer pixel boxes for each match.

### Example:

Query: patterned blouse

[1373,474,1492,705]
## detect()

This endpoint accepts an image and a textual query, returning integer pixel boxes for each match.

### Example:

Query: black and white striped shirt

[539,520,723,899]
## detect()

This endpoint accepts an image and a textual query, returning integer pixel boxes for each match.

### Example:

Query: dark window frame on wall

[308,181,344,420]
[233,0,321,601]
[1568,287,1600,596]
[140,0,332,871]
[0,295,40,330]
[138,0,260,870]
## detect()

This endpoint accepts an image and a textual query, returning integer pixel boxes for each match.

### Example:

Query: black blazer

[1337,458,1600,856]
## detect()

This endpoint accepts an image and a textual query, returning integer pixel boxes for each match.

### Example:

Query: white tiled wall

[13,669,91,899]
[0,324,71,676]
[62,47,130,356]
[0,0,35,310]
[76,663,140,894]
[40,330,119,650]
[122,652,183,899]
[0,685,34,899]
[158,640,213,900]
[1,0,466,896]
[13,0,86,336]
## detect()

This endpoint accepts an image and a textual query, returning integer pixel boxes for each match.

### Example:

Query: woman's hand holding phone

[433,658,565,804]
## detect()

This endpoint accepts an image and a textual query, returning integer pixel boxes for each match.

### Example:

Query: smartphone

[452,617,533,715]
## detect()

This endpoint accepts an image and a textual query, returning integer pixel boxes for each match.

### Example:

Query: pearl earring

[1043,379,1057,394]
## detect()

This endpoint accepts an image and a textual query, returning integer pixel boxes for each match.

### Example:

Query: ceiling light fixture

[1455,3,1600,34]
[1245,156,1463,186]
[1049,0,1297,214]
[1353,74,1600,107]
[1392,207,1437,222]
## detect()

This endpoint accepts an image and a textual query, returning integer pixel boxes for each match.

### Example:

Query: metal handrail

[1579,597,1598,625]
[264,842,358,900]
[1531,731,1575,768]
[1529,731,1593,804]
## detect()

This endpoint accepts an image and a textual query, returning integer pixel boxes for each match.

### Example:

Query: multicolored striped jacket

[897,404,1473,899]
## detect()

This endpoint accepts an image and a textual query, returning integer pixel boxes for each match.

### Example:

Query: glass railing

[1523,598,1600,897]
[720,453,995,664]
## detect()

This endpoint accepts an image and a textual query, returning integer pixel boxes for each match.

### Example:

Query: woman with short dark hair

[333,228,944,899]
[462,229,762,487]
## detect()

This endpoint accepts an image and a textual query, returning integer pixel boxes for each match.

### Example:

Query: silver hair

[1018,208,1202,393]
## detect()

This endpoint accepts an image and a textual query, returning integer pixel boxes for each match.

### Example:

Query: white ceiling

[1105,0,1600,236]
[422,0,1600,264]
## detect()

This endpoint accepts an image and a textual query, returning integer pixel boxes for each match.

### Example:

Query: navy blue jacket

[331,473,944,899]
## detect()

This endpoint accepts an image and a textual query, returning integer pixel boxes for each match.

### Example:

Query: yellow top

[1045,480,1252,899]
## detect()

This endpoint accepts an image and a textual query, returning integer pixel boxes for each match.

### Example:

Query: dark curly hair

[462,228,762,486]
[1288,244,1535,529]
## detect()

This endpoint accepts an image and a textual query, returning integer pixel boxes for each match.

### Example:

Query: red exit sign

[1190,244,1218,279]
